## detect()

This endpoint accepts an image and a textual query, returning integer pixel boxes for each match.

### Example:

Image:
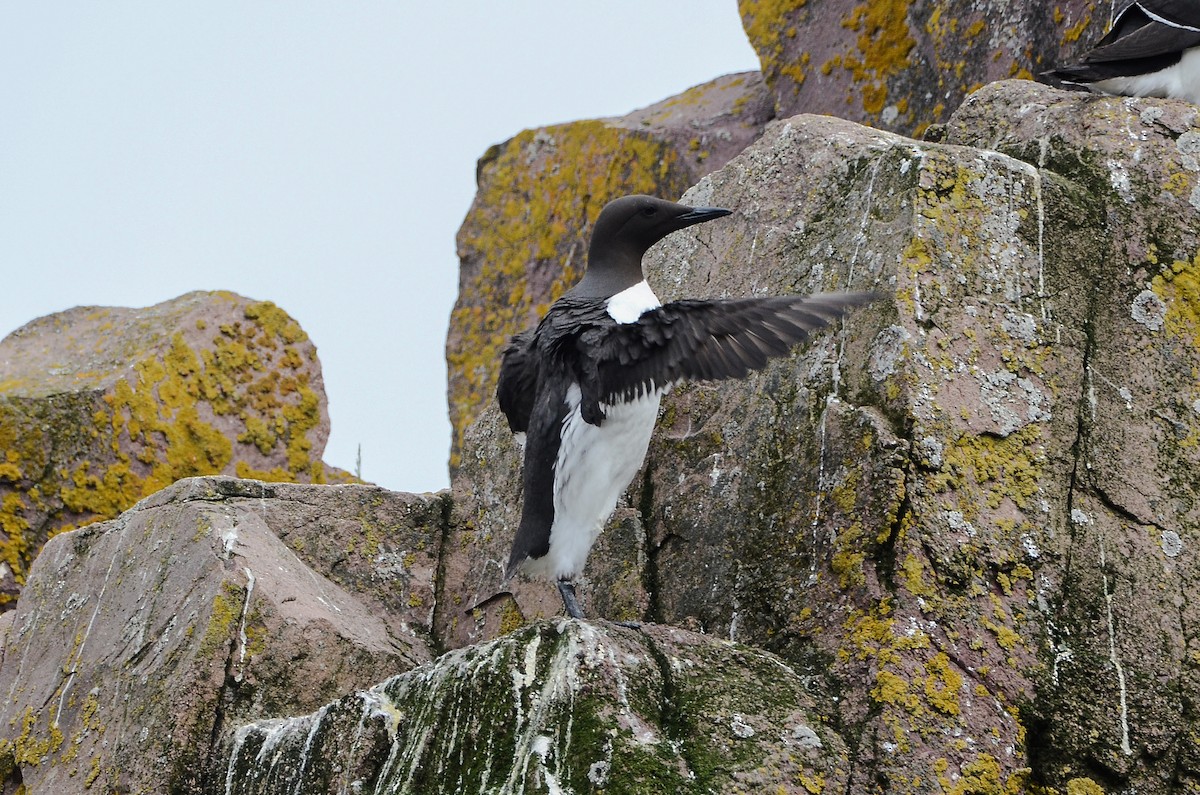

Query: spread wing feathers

[1050,1,1200,80]
[497,328,538,433]
[595,291,878,403]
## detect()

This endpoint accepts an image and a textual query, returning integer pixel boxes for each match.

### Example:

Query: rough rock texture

[218,620,847,795]
[0,476,443,795]
[449,80,1200,793]
[2,57,1198,795]
[445,72,774,470]
[738,0,1103,137]
[941,80,1200,794]
[0,290,352,610]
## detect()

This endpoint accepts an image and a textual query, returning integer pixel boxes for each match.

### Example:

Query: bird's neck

[571,250,645,299]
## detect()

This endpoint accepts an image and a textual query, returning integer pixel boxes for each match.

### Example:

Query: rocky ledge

[3,76,1199,792]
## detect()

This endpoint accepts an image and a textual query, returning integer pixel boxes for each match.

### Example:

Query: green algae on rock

[219,620,848,795]
[451,81,1200,792]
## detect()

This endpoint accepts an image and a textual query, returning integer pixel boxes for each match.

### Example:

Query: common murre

[497,194,878,619]
[1045,0,1200,104]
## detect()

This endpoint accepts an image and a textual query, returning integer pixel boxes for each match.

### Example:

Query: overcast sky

[1,4,761,493]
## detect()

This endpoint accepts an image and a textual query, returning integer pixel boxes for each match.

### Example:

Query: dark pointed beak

[675,206,732,228]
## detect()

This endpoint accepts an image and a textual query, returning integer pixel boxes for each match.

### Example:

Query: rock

[738,0,1100,136]
[218,620,848,794]
[0,291,352,610]
[606,70,776,175]
[0,476,444,795]
[4,70,1199,795]
[942,79,1200,793]
[449,80,1200,792]
[445,72,774,470]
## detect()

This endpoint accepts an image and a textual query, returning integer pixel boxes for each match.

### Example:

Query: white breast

[606,280,661,323]
[520,280,664,581]
[520,383,662,581]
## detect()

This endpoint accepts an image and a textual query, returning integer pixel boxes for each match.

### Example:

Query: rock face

[445,72,774,470]
[449,80,1200,793]
[0,476,444,795]
[3,52,1200,795]
[738,0,1101,137]
[220,620,847,794]
[0,291,351,609]
[942,81,1200,793]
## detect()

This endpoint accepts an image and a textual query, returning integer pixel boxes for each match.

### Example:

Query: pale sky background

[1,4,761,493]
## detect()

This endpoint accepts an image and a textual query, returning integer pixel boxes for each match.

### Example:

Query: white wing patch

[606,280,661,324]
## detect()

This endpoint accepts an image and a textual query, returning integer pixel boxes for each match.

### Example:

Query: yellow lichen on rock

[0,293,343,607]
[739,0,811,97]
[837,0,916,115]
[1152,250,1200,349]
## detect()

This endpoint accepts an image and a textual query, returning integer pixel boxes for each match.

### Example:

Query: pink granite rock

[0,476,442,794]
[739,0,1102,136]
[447,79,1200,792]
[0,291,352,610]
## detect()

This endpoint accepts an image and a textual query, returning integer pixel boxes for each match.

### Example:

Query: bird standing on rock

[1045,0,1200,104]
[497,194,877,620]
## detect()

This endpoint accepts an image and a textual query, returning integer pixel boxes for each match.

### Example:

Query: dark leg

[556,580,585,619]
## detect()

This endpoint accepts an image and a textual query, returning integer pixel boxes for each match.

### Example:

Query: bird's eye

[641,206,657,217]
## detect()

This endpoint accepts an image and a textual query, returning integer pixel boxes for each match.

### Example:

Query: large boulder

[446,72,775,470]
[738,0,1101,136]
[218,620,848,795]
[448,80,1200,792]
[0,291,351,609]
[941,80,1200,793]
[0,476,443,795]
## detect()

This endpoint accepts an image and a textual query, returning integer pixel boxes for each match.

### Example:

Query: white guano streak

[1100,538,1133,756]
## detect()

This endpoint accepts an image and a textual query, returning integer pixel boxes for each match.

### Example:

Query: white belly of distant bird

[1092,46,1200,104]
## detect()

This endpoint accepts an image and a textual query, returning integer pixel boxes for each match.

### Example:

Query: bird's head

[574,195,731,298]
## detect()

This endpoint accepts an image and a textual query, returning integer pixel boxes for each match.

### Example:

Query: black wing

[590,291,879,406]
[1048,1,1200,82]
[504,376,568,578]
[1136,1,1200,33]
[496,328,538,434]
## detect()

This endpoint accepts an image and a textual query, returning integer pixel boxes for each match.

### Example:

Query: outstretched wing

[591,291,879,405]
[496,328,538,434]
